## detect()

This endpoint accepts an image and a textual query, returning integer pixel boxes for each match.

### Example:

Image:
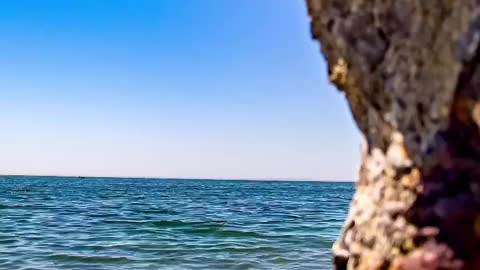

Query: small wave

[47,254,135,264]
[233,263,258,270]
[14,189,32,193]
[0,204,24,209]
[0,239,17,245]
[179,227,221,235]
[221,246,279,253]
[103,220,149,225]
[215,230,262,238]
[152,220,225,228]
[138,208,177,215]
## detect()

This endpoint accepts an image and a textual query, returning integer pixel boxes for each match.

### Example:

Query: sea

[0,176,354,270]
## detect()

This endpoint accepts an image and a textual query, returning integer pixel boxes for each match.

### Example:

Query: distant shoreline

[0,174,354,183]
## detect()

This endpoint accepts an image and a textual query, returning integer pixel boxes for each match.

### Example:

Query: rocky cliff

[306,1,480,269]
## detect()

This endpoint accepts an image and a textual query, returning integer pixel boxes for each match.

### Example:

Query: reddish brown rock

[306,1,480,269]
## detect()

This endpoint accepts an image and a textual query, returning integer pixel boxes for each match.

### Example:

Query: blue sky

[0,0,361,180]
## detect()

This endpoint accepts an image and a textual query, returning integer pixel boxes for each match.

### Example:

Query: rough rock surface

[306,1,480,269]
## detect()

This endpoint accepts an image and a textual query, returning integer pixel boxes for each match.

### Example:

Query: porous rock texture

[306,1,480,269]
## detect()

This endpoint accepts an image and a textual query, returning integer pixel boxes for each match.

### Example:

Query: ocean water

[0,176,354,270]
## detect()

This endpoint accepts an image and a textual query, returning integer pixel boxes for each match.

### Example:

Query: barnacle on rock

[329,58,349,88]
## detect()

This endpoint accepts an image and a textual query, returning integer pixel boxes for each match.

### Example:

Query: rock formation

[306,1,480,269]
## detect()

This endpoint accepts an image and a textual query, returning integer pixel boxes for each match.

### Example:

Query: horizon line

[0,173,355,183]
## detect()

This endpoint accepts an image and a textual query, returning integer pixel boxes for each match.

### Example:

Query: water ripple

[0,176,354,270]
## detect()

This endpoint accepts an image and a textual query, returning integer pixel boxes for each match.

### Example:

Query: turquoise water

[0,176,354,270]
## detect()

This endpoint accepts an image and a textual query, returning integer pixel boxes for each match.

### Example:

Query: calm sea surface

[0,176,354,270]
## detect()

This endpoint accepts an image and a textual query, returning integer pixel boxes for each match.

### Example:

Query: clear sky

[0,0,361,181]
